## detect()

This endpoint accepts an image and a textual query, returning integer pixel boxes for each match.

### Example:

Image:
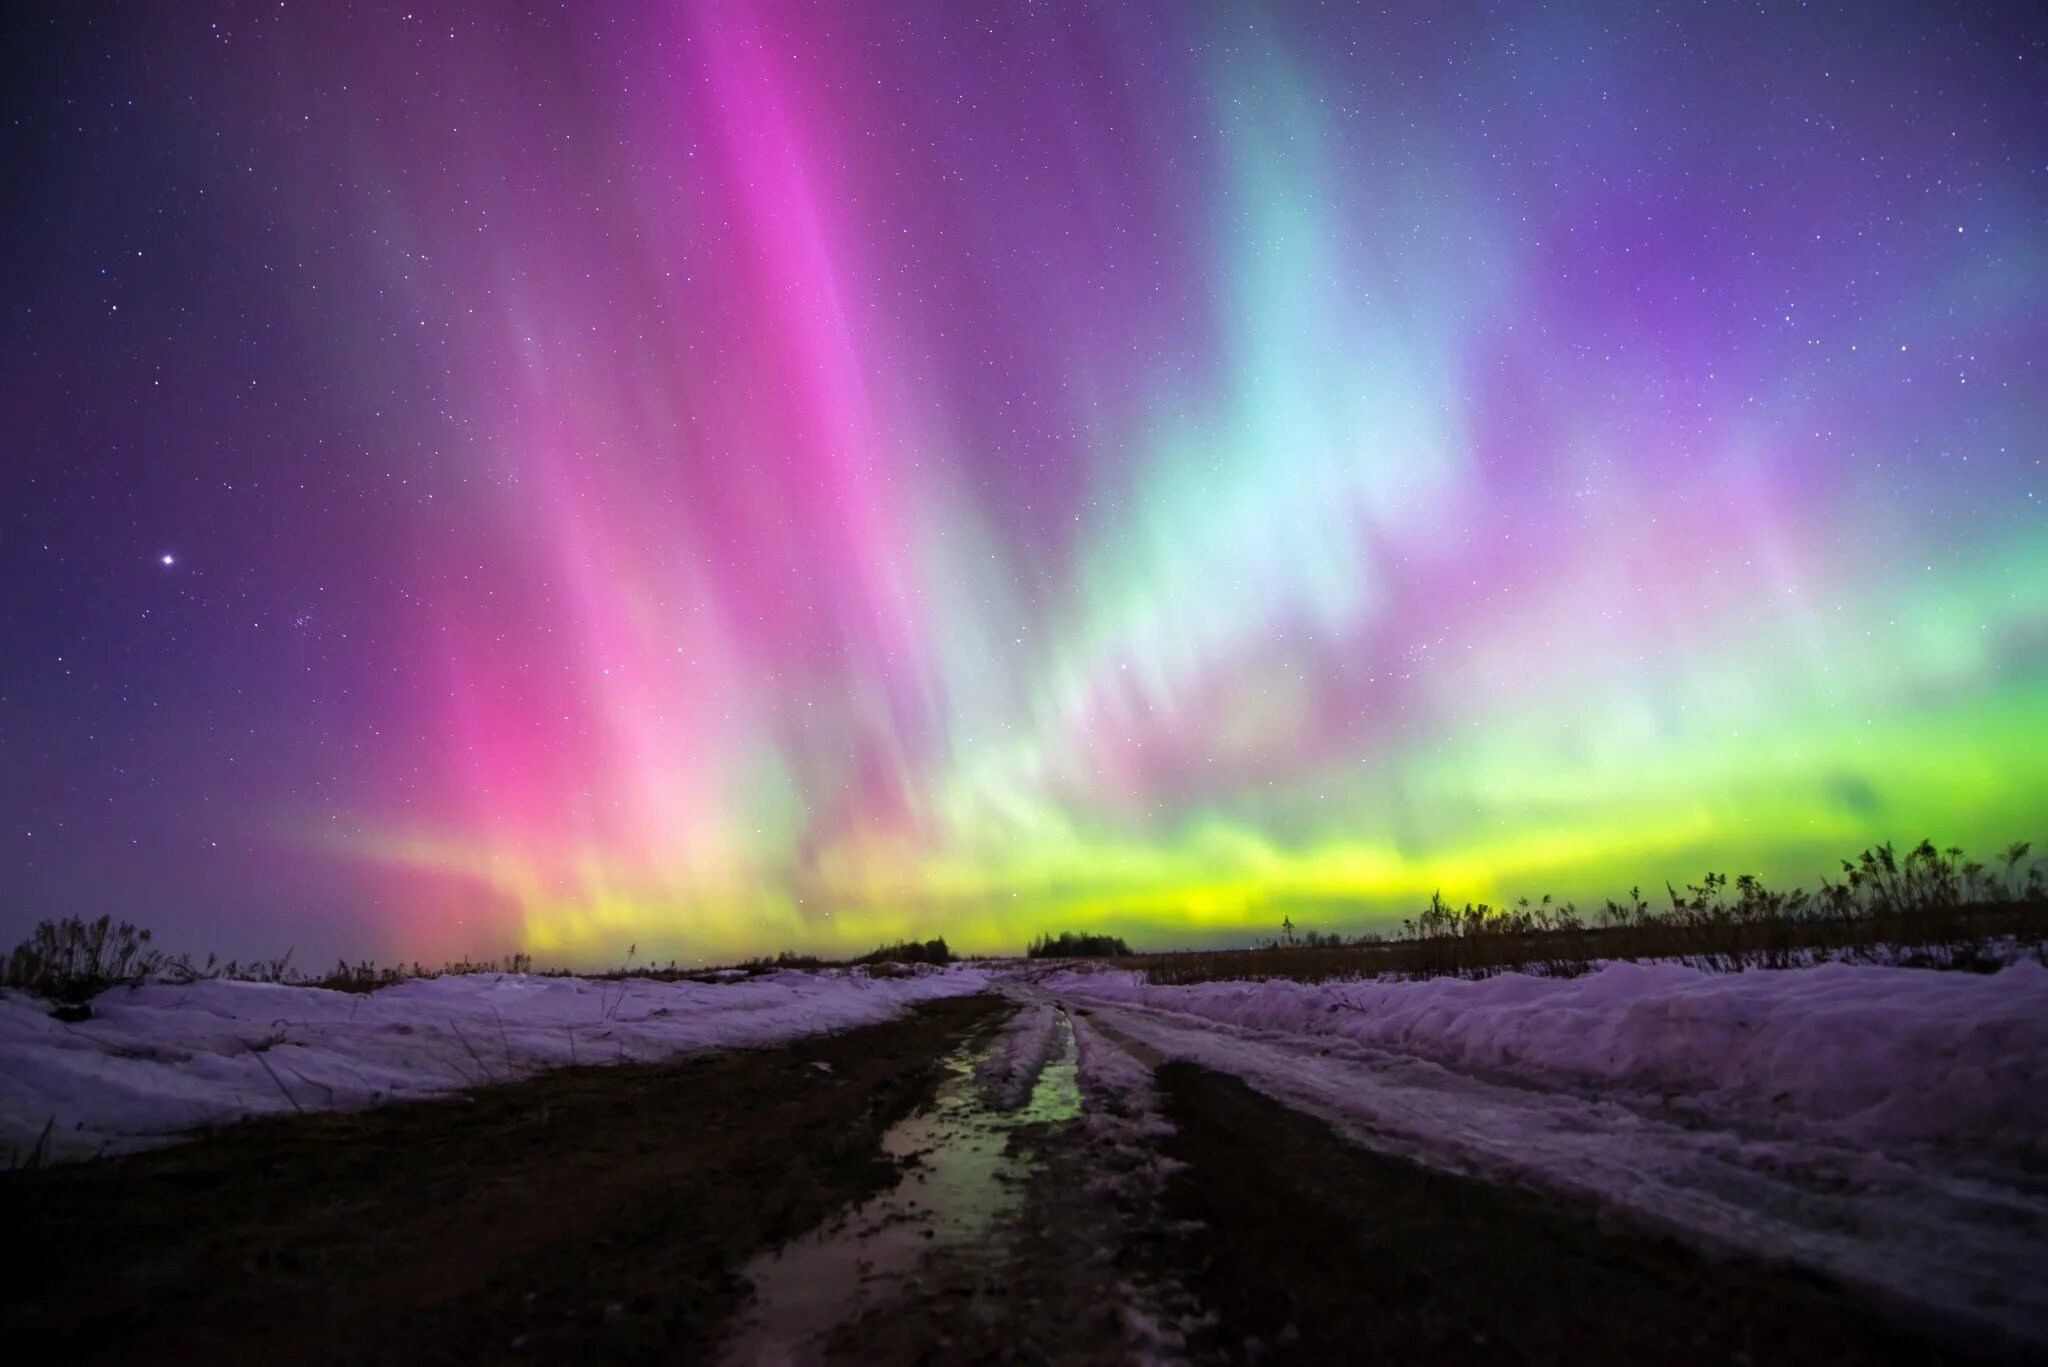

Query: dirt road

[0,990,2006,1364]
[1155,1062,1963,1364]
[0,995,1008,1363]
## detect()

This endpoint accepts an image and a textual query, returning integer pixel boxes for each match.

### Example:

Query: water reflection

[1018,1013,1079,1124]
[719,1006,1080,1365]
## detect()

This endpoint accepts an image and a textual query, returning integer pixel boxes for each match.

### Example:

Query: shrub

[0,916,165,1002]
[1134,838,2047,986]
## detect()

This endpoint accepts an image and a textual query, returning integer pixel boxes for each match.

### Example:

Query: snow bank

[1052,960,2048,1156]
[0,966,988,1163]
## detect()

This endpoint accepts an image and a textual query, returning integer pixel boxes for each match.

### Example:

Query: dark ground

[0,997,2016,1365]
[0,994,1008,1365]
[806,1037,1191,1365]
[1153,1061,1993,1366]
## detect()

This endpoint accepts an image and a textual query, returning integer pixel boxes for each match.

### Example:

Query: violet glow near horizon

[3,2,2044,966]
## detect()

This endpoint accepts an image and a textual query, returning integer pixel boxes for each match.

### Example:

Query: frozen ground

[1046,962,2048,1346]
[721,988,1206,1364]
[5,956,2044,1349]
[1043,959,2048,1158]
[0,966,985,1163]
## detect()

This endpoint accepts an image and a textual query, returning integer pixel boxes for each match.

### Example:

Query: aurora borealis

[4,2,2044,966]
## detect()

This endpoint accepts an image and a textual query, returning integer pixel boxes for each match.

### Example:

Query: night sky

[4,2,2044,967]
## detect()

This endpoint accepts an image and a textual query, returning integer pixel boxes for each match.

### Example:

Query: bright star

[160,553,175,566]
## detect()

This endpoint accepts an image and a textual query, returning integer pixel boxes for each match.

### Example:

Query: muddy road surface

[0,996,1007,1363]
[1155,1062,1970,1365]
[0,989,2015,1364]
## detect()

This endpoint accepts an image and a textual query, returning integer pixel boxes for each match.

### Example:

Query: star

[160,553,176,566]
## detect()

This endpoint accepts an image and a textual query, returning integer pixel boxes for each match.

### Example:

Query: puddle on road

[1017,1014,1081,1123]
[719,1009,1080,1365]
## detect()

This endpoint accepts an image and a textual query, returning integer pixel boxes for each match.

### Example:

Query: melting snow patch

[976,996,1063,1107]
[1053,960,2048,1159]
[0,966,989,1164]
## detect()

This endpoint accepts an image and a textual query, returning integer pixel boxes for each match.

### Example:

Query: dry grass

[0,916,964,1004]
[1125,839,2048,986]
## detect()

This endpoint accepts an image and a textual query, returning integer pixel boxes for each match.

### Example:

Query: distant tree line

[1026,930,1133,958]
[854,936,953,966]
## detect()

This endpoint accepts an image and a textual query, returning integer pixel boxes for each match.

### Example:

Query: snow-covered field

[0,966,986,1163]
[7,953,2046,1342]
[1048,959,2048,1159]
[1044,960,2048,1344]
[8,957,2044,1167]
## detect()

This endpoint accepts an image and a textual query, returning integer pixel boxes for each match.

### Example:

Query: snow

[0,966,986,1164]
[8,951,2044,1343]
[1043,964,2048,1345]
[1049,959,2048,1159]
[976,994,1063,1107]
[1062,1003,1208,1363]
[1072,991,2048,1345]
